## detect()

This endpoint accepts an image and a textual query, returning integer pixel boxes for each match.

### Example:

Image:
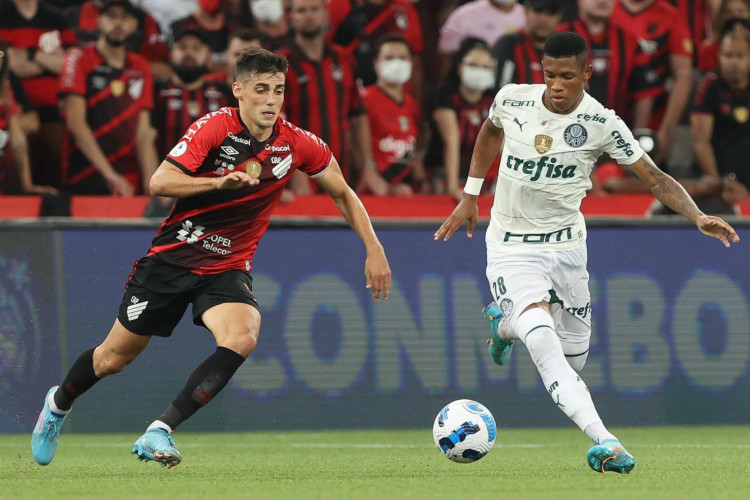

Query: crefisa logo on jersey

[563,124,588,148]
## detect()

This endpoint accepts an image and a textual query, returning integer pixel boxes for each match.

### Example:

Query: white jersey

[486,84,644,252]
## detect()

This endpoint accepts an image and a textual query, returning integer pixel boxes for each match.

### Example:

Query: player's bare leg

[32,320,151,465]
[134,303,260,467]
[514,302,636,474]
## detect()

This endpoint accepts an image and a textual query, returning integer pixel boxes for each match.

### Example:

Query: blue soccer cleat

[587,439,637,474]
[31,386,68,466]
[484,302,514,365]
[132,428,182,468]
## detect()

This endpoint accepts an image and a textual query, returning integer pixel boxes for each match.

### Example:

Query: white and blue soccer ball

[432,399,496,463]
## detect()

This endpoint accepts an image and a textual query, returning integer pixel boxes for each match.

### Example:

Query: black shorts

[117,256,259,337]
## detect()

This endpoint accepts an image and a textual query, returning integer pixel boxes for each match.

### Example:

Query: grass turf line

[2,426,749,499]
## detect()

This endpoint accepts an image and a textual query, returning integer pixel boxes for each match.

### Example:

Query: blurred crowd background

[0,0,748,216]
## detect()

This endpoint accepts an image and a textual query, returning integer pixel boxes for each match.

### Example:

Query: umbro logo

[127,299,149,321]
[220,145,239,157]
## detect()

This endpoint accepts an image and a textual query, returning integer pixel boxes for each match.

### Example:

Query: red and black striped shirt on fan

[58,45,153,194]
[493,29,544,87]
[0,1,77,118]
[557,19,656,118]
[276,42,364,180]
[152,78,231,159]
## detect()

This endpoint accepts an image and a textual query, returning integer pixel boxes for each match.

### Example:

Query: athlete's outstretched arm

[628,153,740,248]
[149,161,259,198]
[434,118,505,241]
[316,158,391,300]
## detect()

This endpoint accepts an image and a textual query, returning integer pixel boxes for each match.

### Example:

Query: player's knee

[93,349,134,376]
[565,352,588,372]
[225,327,259,358]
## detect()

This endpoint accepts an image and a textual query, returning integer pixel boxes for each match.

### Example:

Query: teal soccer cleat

[132,429,182,468]
[31,386,68,466]
[587,439,637,474]
[484,302,514,365]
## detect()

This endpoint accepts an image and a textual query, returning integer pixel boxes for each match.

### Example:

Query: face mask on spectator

[491,0,517,6]
[461,66,495,92]
[198,0,226,16]
[379,59,412,84]
[251,0,284,23]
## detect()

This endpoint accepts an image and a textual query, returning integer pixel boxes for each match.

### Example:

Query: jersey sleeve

[165,110,231,174]
[603,114,645,165]
[403,1,423,53]
[668,15,694,58]
[488,86,511,129]
[58,48,88,97]
[297,129,333,178]
[432,85,455,111]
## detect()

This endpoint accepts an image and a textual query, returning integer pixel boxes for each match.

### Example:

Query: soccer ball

[432,399,496,463]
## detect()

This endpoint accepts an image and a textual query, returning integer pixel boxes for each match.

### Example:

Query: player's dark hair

[543,32,588,65]
[446,37,493,88]
[374,32,412,58]
[235,47,288,80]
[229,27,267,47]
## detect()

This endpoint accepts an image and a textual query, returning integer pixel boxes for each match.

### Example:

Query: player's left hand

[365,248,391,300]
[434,194,478,241]
[697,215,740,248]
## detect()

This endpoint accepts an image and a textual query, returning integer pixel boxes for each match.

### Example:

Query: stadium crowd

[0,0,748,215]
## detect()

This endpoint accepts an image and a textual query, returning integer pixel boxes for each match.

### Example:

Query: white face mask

[379,59,412,84]
[461,66,495,92]
[251,0,284,24]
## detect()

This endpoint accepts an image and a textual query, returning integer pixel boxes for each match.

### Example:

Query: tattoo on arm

[639,159,702,222]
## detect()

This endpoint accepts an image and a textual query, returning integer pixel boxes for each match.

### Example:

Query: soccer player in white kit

[435,32,740,474]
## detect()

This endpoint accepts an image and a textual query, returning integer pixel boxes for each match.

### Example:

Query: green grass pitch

[2,426,749,499]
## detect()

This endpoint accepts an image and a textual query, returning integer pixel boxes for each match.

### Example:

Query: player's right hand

[434,195,479,241]
[216,172,260,190]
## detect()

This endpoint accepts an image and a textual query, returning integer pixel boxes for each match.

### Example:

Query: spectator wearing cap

[64,0,171,77]
[153,27,230,159]
[137,0,198,34]
[169,0,236,72]
[277,0,372,192]
[493,0,562,88]
[0,0,78,189]
[438,0,525,77]
[58,0,158,195]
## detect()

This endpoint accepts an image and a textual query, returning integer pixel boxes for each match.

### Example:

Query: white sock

[147,420,173,434]
[516,308,608,439]
[583,421,618,444]
[47,392,69,416]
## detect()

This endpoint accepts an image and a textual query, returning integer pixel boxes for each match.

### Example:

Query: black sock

[158,346,246,430]
[54,348,100,411]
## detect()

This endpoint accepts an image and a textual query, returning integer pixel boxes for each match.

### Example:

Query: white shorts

[486,246,591,357]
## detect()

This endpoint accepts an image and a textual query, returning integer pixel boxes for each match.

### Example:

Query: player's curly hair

[543,32,588,66]
[236,47,288,80]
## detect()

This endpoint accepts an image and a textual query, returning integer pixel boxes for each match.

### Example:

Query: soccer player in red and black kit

[30,47,392,468]
[58,0,158,196]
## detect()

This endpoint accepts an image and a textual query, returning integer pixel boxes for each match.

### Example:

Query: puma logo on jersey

[505,155,577,181]
[513,117,527,131]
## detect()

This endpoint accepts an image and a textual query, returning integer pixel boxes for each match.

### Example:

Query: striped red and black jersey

[691,74,750,186]
[327,0,423,85]
[361,85,419,185]
[151,109,332,274]
[0,85,21,191]
[668,0,710,64]
[276,42,364,178]
[424,84,498,189]
[557,19,657,117]
[58,46,154,193]
[612,0,693,126]
[0,1,77,113]
[493,29,544,87]
[152,78,232,158]
[697,40,719,73]
[64,1,169,62]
